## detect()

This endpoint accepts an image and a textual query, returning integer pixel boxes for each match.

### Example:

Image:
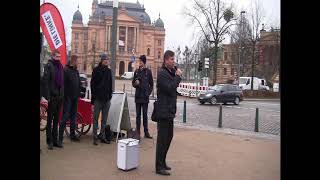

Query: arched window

[119,61,125,76]
[147,48,150,56]
[128,62,133,72]
[158,51,161,59]
[223,68,227,75]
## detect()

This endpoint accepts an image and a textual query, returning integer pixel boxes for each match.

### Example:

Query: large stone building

[71,0,165,78]
[215,28,280,84]
[215,44,238,84]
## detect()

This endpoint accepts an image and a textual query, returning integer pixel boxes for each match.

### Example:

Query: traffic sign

[205,58,209,69]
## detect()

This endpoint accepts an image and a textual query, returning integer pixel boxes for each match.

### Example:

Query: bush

[243,90,279,98]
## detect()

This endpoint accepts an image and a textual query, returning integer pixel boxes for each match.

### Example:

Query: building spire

[159,13,160,18]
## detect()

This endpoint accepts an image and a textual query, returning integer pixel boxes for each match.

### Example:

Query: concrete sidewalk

[40,121,280,180]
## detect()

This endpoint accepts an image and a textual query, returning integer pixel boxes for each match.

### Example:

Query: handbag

[151,100,158,122]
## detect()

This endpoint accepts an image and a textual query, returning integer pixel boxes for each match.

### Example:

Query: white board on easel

[107,92,131,142]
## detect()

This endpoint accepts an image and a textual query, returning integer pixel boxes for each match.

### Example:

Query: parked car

[79,73,88,98]
[121,72,134,80]
[198,84,244,105]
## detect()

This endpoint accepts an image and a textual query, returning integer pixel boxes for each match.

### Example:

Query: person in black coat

[42,49,64,150]
[57,55,82,147]
[155,50,182,176]
[132,55,153,139]
[90,53,113,145]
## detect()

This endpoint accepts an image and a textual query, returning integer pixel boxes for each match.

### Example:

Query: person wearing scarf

[42,49,64,150]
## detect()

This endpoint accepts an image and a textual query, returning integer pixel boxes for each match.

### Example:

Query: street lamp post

[194,50,199,97]
[238,10,246,85]
[111,0,119,91]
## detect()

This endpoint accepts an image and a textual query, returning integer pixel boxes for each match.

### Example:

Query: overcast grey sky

[40,0,280,51]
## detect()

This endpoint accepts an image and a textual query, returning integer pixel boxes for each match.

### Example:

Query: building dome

[139,13,151,24]
[155,13,164,28]
[72,9,83,23]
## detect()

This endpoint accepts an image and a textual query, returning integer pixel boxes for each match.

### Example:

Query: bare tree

[183,46,192,81]
[184,0,235,85]
[247,0,265,90]
[175,46,182,65]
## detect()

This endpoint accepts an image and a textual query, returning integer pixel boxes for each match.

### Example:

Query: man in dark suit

[155,50,182,176]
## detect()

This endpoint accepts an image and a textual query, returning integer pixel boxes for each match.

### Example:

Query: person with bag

[90,53,113,145]
[42,49,64,150]
[155,50,182,175]
[132,55,153,140]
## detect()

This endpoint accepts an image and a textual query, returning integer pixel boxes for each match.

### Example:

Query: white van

[239,77,270,90]
[121,72,134,80]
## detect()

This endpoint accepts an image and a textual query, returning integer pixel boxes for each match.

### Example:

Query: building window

[147,48,150,56]
[158,40,161,46]
[119,26,126,52]
[84,33,88,40]
[127,27,135,52]
[83,61,87,71]
[158,51,161,59]
[223,68,227,75]
[231,68,234,75]
[224,52,227,61]
[75,33,79,40]
[74,43,78,53]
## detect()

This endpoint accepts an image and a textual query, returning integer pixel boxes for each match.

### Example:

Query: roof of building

[72,9,83,23]
[91,1,151,24]
[154,13,164,28]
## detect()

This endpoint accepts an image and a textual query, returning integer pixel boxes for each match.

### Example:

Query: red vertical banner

[40,3,67,65]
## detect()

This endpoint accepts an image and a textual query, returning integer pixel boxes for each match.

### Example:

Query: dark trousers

[155,119,174,170]
[93,100,111,139]
[46,96,63,145]
[59,97,78,142]
[136,103,149,134]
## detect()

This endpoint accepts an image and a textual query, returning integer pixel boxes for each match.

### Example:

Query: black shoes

[93,136,98,145]
[144,132,153,139]
[100,138,111,144]
[164,165,171,170]
[70,136,80,142]
[53,142,63,148]
[93,138,98,145]
[156,169,171,176]
[48,143,53,150]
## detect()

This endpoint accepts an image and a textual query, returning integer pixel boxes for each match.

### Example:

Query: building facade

[71,0,165,78]
[216,28,280,84]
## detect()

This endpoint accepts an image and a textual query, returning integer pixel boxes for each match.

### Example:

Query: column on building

[134,27,137,53]
[108,25,111,53]
[125,26,128,53]
[136,26,139,54]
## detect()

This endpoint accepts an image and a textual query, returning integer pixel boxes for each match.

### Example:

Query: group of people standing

[41,50,113,149]
[41,49,182,176]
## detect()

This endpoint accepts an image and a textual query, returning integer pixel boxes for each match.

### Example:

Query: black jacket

[156,65,181,120]
[63,64,81,99]
[90,63,113,104]
[42,59,64,100]
[132,67,153,103]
